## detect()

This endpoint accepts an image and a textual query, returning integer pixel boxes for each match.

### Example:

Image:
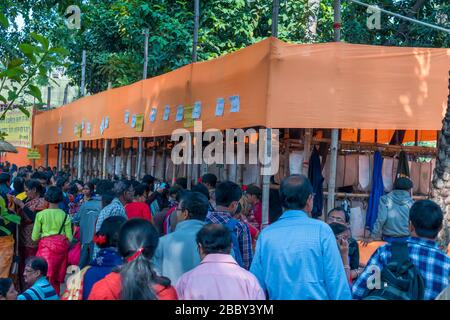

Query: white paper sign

[150,108,157,122]
[193,101,201,119]
[73,125,78,134]
[124,111,130,124]
[176,106,184,122]
[58,126,62,135]
[230,95,240,113]
[131,114,137,128]
[81,120,85,130]
[104,117,109,128]
[86,123,91,135]
[163,106,170,121]
[215,98,225,116]
[100,122,105,135]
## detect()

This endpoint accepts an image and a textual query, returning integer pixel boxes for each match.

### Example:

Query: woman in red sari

[12,180,48,291]
[32,186,73,295]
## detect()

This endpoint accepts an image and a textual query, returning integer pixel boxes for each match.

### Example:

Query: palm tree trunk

[431,71,450,250]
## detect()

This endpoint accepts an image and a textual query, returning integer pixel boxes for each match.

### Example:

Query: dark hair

[118,219,169,300]
[96,216,127,249]
[280,174,313,210]
[192,183,210,200]
[215,181,242,207]
[142,175,155,185]
[25,256,48,277]
[68,182,79,196]
[202,173,217,188]
[44,186,64,204]
[134,184,148,198]
[96,180,115,196]
[328,207,350,224]
[196,224,232,255]
[329,222,349,236]
[84,182,95,194]
[114,180,133,198]
[269,188,283,223]
[0,278,13,297]
[0,173,10,184]
[175,177,187,190]
[246,184,262,200]
[394,177,413,191]
[31,172,41,180]
[91,178,100,187]
[169,185,183,197]
[180,191,209,221]
[13,177,25,194]
[25,179,45,197]
[102,191,116,208]
[56,177,68,189]
[409,200,443,239]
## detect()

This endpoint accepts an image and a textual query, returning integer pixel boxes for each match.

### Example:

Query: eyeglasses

[24,267,36,274]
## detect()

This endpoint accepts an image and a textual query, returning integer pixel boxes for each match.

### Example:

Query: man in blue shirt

[250,174,352,300]
[18,257,59,300]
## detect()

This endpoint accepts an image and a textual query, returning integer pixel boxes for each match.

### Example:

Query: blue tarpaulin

[366,151,385,231]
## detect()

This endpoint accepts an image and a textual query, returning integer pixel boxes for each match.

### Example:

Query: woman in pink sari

[32,186,72,295]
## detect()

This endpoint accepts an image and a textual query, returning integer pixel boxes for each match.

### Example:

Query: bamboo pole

[102,139,109,179]
[302,129,312,175]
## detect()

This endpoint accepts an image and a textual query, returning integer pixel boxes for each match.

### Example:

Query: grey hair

[113,180,133,197]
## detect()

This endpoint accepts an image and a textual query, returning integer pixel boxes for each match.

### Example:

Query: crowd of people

[0,161,448,300]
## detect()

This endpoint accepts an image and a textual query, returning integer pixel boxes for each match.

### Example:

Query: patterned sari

[18,197,48,290]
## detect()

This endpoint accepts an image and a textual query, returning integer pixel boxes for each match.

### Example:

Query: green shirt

[32,208,73,242]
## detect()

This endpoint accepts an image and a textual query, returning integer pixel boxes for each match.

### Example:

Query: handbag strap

[59,213,68,235]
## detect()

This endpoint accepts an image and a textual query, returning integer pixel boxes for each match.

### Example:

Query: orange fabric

[358,241,386,266]
[341,129,437,143]
[88,272,178,300]
[33,38,450,146]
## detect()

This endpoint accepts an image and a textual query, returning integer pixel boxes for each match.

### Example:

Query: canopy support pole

[102,139,109,179]
[303,129,312,175]
[261,128,272,230]
[151,137,157,176]
[77,141,83,179]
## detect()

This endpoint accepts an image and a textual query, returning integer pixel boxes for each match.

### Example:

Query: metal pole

[102,139,109,179]
[348,0,450,34]
[136,28,149,180]
[261,129,271,230]
[272,0,280,38]
[162,137,167,181]
[77,141,83,179]
[303,129,312,175]
[192,0,200,61]
[136,136,143,180]
[58,143,63,171]
[80,50,86,97]
[327,0,341,213]
[151,137,157,176]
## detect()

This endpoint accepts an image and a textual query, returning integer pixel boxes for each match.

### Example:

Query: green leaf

[31,32,49,50]
[27,84,42,102]
[0,13,8,28]
[7,90,18,101]
[19,44,34,55]
[49,47,69,56]
[39,66,47,77]
[7,59,24,68]
[0,94,7,103]
[18,106,30,117]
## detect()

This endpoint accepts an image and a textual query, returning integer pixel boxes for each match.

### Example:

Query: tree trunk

[431,72,450,250]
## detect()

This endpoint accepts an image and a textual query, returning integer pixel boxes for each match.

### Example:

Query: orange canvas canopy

[33,37,450,146]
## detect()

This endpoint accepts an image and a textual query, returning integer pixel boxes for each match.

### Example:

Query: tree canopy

[1,0,448,95]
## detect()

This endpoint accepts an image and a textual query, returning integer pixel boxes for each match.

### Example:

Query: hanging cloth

[366,151,385,232]
[308,147,324,219]
[396,151,410,179]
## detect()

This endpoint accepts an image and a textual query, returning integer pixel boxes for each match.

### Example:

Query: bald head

[280,174,313,211]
